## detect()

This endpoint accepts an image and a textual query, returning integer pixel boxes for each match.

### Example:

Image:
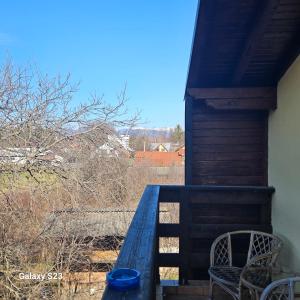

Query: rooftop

[186,0,300,90]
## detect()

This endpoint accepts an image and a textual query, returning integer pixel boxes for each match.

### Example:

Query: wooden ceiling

[186,0,300,90]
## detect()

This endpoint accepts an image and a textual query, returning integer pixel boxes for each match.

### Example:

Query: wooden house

[103,1,300,299]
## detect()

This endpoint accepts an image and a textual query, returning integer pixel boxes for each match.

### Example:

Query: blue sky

[0,1,197,128]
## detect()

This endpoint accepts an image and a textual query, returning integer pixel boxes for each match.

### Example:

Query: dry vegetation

[0,61,135,299]
[0,61,183,299]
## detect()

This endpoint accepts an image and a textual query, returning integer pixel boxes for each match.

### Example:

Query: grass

[0,170,59,191]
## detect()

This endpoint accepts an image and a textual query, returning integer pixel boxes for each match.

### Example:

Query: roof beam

[232,0,281,85]
[188,87,276,99]
[188,87,277,110]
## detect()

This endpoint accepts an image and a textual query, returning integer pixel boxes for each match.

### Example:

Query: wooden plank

[192,160,263,169]
[188,87,276,99]
[159,186,182,203]
[158,253,180,267]
[189,252,250,268]
[155,194,160,284]
[188,253,210,269]
[192,136,264,145]
[192,112,267,121]
[191,238,215,250]
[190,205,261,218]
[191,235,251,249]
[190,224,273,238]
[191,144,264,153]
[179,188,190,284]
[192,165,264,176]
[184,0,300,88]
[185,0,216,88]
[272,10,300,19]
[192,215,259,225]
[260,200,272,225]
[158,224,180,237]
[263,115,269,185]
[188,191,272,205]
[193,164,265,180]
[190,269,211,280]
[192,128,264,137]
[185,97,193,185]
[192,120,264,129]
[183,185,274,193]
[192,152,264,161]
[232,0,281,83]
[102,185,160,300]
[193,161,263,175]
[204,97,276,110]
[192,175,266,186]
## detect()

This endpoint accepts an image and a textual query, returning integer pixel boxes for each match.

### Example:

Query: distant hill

[118,127,173,138]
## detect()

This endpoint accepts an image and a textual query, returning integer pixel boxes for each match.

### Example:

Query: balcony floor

[157,280,232,300]
[166,297,221,300]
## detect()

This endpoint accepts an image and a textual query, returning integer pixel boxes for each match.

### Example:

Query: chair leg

[209,278,214,300]
[210,280,238,300]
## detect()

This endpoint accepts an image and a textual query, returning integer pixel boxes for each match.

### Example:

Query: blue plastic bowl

[106,268,140,291]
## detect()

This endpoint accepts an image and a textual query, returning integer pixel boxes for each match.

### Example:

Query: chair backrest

[210,231,282,267]
[247,231,282,266]
[260,277,300,300]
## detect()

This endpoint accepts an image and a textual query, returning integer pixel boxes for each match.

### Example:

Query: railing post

[155,193,160,285]
[179,186,190,284]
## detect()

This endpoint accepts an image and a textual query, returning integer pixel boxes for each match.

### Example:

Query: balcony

[102,184,274,299]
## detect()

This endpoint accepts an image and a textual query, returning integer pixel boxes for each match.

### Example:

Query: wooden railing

[102,184,274,299]
[158,185,274,280]
[102,185,160,300]
[157,185,188,284]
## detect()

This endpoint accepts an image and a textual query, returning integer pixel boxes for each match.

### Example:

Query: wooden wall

[181,87,277,279]
[188,187,273,279]
[185,88,276,186]
[158,185,274,281]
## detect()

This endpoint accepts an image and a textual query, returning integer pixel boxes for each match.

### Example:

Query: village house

[134,150,184,167]
[149,143,172,152]
[97,135,132,157]
[134,142,185,167]
[0,148,63,166]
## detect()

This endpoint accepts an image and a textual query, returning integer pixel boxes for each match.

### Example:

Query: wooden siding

[158,185,274,281]
[187,186,273,280]
[188,99,268,186]
[186,0,300,89]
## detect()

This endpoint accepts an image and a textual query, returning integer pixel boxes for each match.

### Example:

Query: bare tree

[0,60,140,299]
[0,61,138,172]
[0,60,184,299]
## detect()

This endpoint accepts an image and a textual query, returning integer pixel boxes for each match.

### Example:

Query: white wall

[269,55,300,271]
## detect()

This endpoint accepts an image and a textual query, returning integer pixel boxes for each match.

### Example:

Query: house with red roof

[134,150,184,167]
